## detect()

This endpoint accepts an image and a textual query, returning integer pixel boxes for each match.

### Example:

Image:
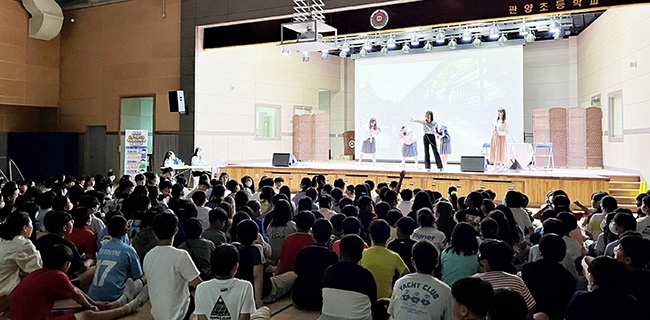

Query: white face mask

[197,151,202,157]
[609,221,618,234]
[245,181,252,188]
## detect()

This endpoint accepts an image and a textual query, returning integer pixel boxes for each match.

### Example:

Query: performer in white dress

[359,117,381,165]
[489,108,509,171]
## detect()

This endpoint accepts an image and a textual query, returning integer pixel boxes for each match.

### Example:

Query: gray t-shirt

[202,228,227,247]
[266,221,297,262]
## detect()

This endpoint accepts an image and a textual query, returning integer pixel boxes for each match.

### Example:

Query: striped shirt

[474,271,536,310]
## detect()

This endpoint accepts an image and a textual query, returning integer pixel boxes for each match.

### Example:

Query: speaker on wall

[460,156,487,172]
[168,90,186,114]
[272,153,298,167]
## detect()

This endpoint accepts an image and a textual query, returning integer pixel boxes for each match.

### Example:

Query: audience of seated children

[387,216,417,273]
[528,218,580,278]
[332,216,369,255]
[265,200,297,264]
[451,277,494,320]
[565,256,641,320]
[78,195,106,235]
[276,211,315,275]
[385,209,402,241]
[65,207,98,260]
[388,240,453,320]
[360,219,409,299]
[521,233,576,320]
[326,213,345,250]
[397,189,413,216]
[131,206,162,262]
[602,211,636,257]
[36,211,95,290]
[435,201,457,240]
[234,219,296,308]
[411,208,446,253]
[487,288,529,320]
[292,218,339,311]
[191,190,210,230]
[615,234,650,309]
[143,213,202,320]
[475,240,536,311]
[0,211,41,312]
[320,234,377,320]
[636,195,650,239]
[194,243,271,320]
[88,215,146,305]
[96,211,130,251]
[441,222,482,286]
[318,194,336,220]
[179,217,216,280]
[202,207,228,247]
[11,244,141,320]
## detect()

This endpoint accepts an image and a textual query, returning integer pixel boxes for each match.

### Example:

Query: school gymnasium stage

[220,160,641,209]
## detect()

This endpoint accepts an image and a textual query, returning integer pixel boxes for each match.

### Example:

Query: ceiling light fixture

[339,50,347,58]
[435,29,446,43]
[282,47,290,56]
[410,33,419,47]
[525,31,536,43]
[380,46,389,55]
[462,28,472,41]
[359,49,367,57]
[342,39,350,52]
[498,33,508,45]
[386,34,397,49]
[301,51,310,62]
[363,37,373,51]
[448,38,458,49]
[489,24,499,39]
[402,43,411,53]
[519,23,529,36]
[424,41,433,52]
[321,50,329,60]
[473,36,482,47]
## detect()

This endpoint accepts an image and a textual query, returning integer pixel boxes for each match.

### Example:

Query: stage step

[610,181,642,190]
[609,188,641,197]
[608,175,641,183]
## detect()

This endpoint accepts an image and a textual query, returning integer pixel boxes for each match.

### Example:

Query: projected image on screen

[355,46,524,163]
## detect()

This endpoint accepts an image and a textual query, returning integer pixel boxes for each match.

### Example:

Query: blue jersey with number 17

[88,238,143,302]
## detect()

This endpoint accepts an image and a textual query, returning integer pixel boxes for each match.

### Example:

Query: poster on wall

[124,129,148,176]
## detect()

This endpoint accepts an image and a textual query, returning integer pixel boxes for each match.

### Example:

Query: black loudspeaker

[168,90,186,113]
[272,153,298,167]
[460,156,487,172]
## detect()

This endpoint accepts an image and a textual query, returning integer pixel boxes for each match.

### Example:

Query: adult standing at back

[411,110,443,172]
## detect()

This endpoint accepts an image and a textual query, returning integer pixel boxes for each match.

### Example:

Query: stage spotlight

[472,36,482,47]
[462,29,472,41]
[402,43,411,53]
[519,24,529,36]
[359,49,367,57]
[339,50,347,58]
[525,31,536,43]
[342,39,350,52]
[448,38,457,49]
[435,29,446,43]
[498,33,508,45]
[410,33,419,46]
[321,50,329,60]
[380,46,389,55]
[363,37,373,51]
[282,47,290,56]
[424,41,433,52]
[301,51,310,62]
[489,24,500,39]
[387,34,397,49]
[553,29,563,40]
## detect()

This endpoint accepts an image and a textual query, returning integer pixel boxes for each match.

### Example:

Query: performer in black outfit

[411,110,443,171]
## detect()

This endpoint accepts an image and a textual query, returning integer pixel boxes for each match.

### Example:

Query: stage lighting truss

[319,14,573,60]
[279,0,338,55]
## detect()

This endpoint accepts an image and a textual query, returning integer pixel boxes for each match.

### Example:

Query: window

[608,91,623,142]
[255,104,281,140]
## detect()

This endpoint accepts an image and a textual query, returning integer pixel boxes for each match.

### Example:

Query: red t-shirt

[65,227,97,258]
[11,268,76,320]
[332,239,369,256]
[276,232,314,275]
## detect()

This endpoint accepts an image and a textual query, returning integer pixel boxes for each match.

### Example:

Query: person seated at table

[163,151,182,167]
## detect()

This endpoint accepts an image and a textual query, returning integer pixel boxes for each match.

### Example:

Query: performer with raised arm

[411,111,443,171]
[490,108,509,171]
[358,117,381,165]
[398,126,419,168]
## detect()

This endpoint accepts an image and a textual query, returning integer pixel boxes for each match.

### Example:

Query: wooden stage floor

[221,160,640,208]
